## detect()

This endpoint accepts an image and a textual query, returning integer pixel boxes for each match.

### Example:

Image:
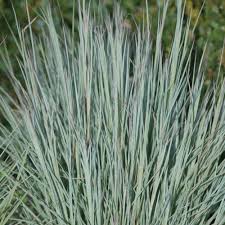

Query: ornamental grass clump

[0,1,225,224]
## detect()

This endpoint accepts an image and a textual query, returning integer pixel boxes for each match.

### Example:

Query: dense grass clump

[0,1,225,224]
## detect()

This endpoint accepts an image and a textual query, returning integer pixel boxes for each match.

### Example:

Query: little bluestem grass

[0,1,225,224]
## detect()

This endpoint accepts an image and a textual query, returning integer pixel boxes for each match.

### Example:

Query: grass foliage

[0,1,225,224]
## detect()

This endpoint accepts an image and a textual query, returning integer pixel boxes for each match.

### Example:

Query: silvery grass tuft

[0,0,225,224]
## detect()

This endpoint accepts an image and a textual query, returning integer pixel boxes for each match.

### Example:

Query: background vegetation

[0,0,224,91]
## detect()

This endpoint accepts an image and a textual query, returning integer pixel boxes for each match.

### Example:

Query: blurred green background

[0,0,224,94]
